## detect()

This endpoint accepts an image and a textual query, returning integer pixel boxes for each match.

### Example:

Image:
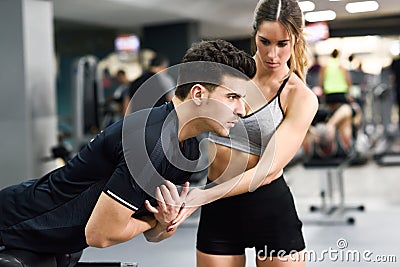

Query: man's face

[202,75,248,137]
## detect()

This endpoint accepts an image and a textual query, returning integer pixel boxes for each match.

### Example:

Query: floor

[80,160,400,266]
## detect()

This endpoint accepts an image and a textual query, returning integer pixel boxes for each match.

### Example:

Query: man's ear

[190,84,208,106]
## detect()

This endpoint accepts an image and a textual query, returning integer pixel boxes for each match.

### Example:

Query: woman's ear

[190,84,208,106]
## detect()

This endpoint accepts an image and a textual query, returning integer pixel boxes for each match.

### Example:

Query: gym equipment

[71,55,104,153]
[365,67,400,166]
[374,134,400,166]
[76,263,138,266]
[303,154,365,225]
[0,249,82,267]
[0,249,138,267]
[372,79,400,165]
[302,106,366,225]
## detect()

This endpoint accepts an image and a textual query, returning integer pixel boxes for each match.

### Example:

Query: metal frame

[303,155,365,225]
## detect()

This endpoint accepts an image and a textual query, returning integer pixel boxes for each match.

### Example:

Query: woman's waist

[208,144,260,182]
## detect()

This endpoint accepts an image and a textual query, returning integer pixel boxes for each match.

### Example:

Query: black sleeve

[103,163,147,211]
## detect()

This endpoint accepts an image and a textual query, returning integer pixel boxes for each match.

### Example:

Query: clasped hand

[144,180,189,230]
[145,181,207,232]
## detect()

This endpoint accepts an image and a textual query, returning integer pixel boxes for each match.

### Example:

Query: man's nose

[234,99,246,117]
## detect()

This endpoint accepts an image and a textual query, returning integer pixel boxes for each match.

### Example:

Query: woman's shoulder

[281,74,318,111]
[285,74,314,97]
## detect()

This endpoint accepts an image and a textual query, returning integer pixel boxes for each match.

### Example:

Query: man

[123,53,175,114]
[302,103,361,159]
[0,40,256,265]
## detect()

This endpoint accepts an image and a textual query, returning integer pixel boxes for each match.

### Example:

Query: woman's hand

[145,181,189,229]
[166,187,210,232]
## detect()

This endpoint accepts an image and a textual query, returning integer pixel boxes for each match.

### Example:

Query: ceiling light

[299,1,315,12]
[345,1,379,13]
[305,10,336,22]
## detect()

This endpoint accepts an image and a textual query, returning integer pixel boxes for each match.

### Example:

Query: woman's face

[254,21,293,73]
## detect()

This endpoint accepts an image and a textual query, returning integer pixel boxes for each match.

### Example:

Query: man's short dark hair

[175,40,256,100]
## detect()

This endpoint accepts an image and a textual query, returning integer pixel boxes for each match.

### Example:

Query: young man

[0,40,256,260]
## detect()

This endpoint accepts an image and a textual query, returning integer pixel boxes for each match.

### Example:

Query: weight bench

[76,263,138,266]
[0,249,137,267]
[302,151,365,225]
[0,249,82,267]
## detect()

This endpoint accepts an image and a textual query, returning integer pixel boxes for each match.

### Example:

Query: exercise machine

[369,67,400,166]
[302,106,366,225]
[0,249,138,267]
[303,153,365,225]
[71,55,104,153]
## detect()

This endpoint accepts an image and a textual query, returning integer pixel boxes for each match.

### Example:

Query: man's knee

[0,249,82,267]
[0,249,56,267]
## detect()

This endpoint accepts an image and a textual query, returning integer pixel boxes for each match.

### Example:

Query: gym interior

[1,0,400,266]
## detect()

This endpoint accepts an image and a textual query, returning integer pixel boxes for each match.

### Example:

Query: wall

[0,0,58,187]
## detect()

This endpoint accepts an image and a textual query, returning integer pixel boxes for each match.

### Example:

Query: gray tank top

[209,77,288,156]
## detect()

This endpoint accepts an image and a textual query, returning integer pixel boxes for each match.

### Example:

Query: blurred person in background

[319,49,352,107]
[123,53,175,114]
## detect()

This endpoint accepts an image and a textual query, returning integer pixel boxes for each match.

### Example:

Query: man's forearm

[143,221,175,242]
[111,216,157,245]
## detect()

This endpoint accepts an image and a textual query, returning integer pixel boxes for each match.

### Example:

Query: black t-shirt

[127,71,172,108]
[0,102,199,253]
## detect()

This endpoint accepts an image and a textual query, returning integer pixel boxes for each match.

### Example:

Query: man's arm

[85,192,156,248]
[142,219,176,242]
[86,180,188,247]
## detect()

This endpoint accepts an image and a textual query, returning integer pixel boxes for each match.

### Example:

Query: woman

[165,0,317,266]
[182,1,318,266]
[318,48,352,106]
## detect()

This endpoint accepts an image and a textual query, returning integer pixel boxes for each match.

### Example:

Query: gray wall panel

[0,0,57,188]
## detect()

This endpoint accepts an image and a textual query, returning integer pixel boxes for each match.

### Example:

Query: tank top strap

[277,76,290,95]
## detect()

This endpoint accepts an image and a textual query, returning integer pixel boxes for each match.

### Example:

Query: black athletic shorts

[196,175,305,256]
[325,93,348,104]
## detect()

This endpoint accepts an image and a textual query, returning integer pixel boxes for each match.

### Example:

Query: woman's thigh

[197,250,246,267]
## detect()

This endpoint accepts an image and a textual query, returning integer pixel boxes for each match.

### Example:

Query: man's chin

[219,127,230,137]
[212,125,230,137]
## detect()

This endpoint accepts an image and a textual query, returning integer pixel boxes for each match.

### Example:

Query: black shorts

[325,93,348,104]
[196,175,305,256]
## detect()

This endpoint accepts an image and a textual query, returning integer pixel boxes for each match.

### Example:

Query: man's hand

[145,180,189,229]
